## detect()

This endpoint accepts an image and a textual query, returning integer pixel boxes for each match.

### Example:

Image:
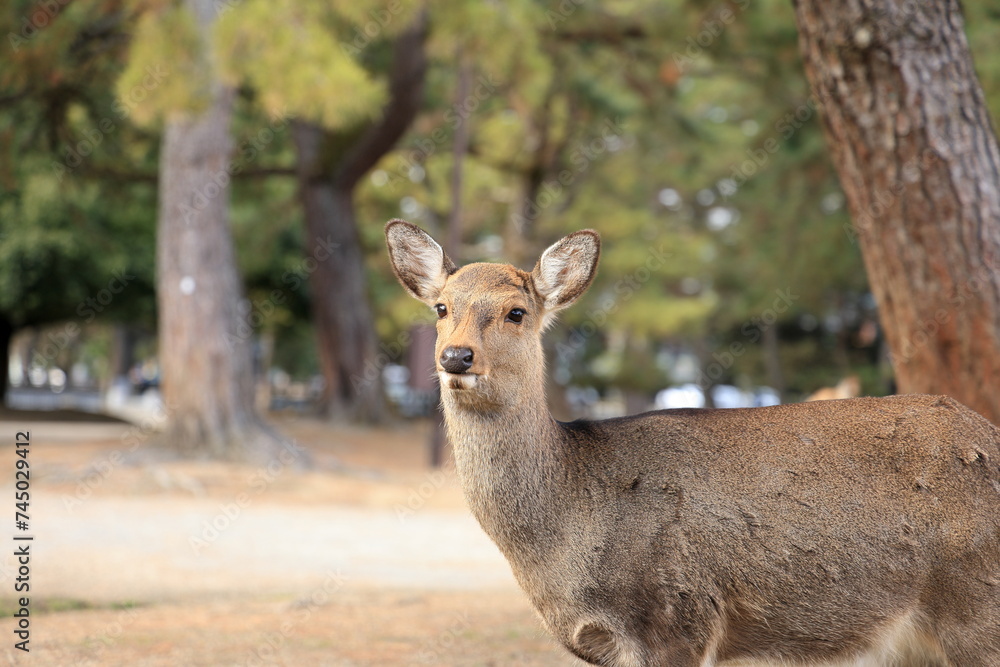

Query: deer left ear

[531,230,600,315]
[385,219,457,304]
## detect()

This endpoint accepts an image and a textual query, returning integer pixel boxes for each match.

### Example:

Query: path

[0,419,586,666]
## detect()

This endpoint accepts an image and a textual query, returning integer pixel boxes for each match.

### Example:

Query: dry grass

[0,414,586,666]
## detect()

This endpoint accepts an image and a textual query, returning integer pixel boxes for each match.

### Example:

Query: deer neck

[442,374,566,556]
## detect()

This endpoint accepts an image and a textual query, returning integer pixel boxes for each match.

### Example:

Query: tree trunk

[292,120,384,423]
[155,0,294,462]
[792,0,1000,424]
[291,15,427,423]
[0,315,12,405]
[504,86,557,268]
[107,323,136,384]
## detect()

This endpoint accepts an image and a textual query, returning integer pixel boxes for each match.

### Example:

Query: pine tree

[793,0,1000,423]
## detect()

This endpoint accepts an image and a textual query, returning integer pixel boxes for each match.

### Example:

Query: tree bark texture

[155,0,290,460]
[293,121,384,423]
[291,14,428,423]
[792,0,1000,424]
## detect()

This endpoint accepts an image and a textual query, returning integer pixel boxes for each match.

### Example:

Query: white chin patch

[441,372,479,391]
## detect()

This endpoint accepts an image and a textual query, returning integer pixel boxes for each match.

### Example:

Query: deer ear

[531,230,600,314]
[385,219,457,304]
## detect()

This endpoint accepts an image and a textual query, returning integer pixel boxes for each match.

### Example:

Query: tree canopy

[4,0,999,420]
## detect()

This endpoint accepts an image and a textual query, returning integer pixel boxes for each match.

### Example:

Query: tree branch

[0,90,31,109]
[551,24,647,43]
[74,163,158,184]
[236,166,297,178]
[332,10,429,190]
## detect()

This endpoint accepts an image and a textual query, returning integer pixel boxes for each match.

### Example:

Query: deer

[384,219,1000,667]
[807,375,862,402]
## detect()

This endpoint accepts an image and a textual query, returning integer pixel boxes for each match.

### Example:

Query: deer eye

[435,304,448,318]
[506,308,526,324]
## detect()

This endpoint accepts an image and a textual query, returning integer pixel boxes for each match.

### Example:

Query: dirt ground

[0,413,588,666]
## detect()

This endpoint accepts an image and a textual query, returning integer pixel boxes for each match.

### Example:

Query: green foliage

[429,0,551,101]
[0,1,157,331]
[117,0,412,129]
[964,4,1000,130]
[115,4,208,125]
[5,0,1000,402]
[363,0,886,398]
[215,0,388,126]
[0,155,156,327]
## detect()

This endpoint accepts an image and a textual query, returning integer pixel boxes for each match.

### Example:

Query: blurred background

[11,0,1000,428]
[1,0,998,663]
[4,0,1000,428]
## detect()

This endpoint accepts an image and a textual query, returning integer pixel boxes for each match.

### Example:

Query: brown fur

[385,220,1000,667]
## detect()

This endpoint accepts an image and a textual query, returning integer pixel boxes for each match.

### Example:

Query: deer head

[385,219,600,412]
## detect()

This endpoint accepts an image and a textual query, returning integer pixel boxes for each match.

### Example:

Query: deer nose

[440,346,474,374]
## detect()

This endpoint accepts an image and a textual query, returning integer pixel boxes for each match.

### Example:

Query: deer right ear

[532,230,601,316]
[385,219,457,304]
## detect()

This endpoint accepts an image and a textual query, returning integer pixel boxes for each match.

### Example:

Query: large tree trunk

[293,121,384,423]
[155,0,292,461]
[792,0,1000,424]
[291,15,428,423]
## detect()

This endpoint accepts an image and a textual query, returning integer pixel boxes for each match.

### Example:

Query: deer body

[385,220,1000,667]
